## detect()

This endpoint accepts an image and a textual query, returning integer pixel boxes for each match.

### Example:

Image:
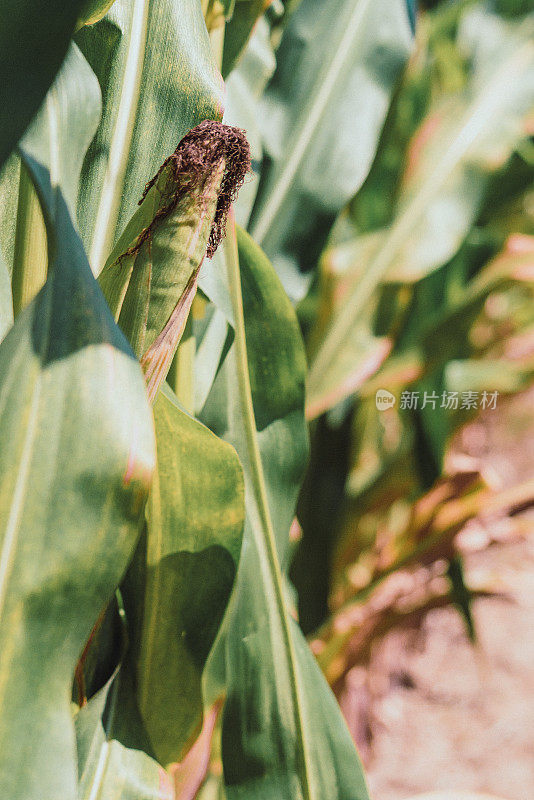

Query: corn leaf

[201,225,370,800]
[0,0,90,169]
[9,44,102,317]
[248,0,413,300]
[119,384,244,765]
[76,678,172,800]
[223,17,276,226]
[0,151,155,800]
[76,384,244,796]
[385,8,534,282]
[78,0,117,27]
[222,0,271,77]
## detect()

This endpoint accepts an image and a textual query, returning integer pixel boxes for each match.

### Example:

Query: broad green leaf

[223,16,276,225]
[248,0,413,300]
[193,301,233,414]
[445,356,534,394]
[0,155,21,276]
[0,154,155,800]
[222,0,271,77]
[76,0,225,273]
[121,384,244,764]
[195,252,240,415]
[201,224,370,800]
[308,8,534,408]
[304,234,401,419]
[306,329,392,420]
[0,0,89,169]
[406,0,417,32]
[21,44,102,219]
[10,43,102,316]
[386,9,534,282]
[76,385,244,793]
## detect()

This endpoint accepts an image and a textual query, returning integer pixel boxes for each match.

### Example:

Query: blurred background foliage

[284,0,534,687]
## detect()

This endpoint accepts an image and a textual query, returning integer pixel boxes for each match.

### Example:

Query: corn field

[0,0,532,799]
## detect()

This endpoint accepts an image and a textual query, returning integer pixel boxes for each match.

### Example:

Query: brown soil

[340,389,534,800]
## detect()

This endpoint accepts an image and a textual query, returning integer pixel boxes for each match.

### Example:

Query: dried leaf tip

[141,120,251,258]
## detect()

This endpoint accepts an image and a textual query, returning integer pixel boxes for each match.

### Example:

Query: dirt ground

[340,390,534,800]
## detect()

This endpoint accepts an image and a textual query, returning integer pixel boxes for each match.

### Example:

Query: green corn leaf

[0,0,90,169]
[9,43,102,318]
[201,224,370,800]
[447,555,476,641]
[0,155,21,277]
[193,302,233,415]
[223,16,276,226]
[121,384,244,764]
[384,9,534,283]
[248,0,413,300]
[76,678,171,800]
[75,384,244,794]
[0,152,155,800]
[75,0,225,274]
[308,8,534,413]
[222,0,270,77]
[446,356,534,395]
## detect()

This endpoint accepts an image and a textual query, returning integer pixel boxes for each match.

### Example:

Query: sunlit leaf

[222,0,272,77]
[76,679,172,800]
[248,0,413,300]
[0,247,12,342]
[10,44,102,316]
[78,0,117,27]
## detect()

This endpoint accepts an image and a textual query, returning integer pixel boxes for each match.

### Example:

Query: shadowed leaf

[0,152,155,800]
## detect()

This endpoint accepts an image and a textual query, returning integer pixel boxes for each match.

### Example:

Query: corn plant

[0,0,418,799]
